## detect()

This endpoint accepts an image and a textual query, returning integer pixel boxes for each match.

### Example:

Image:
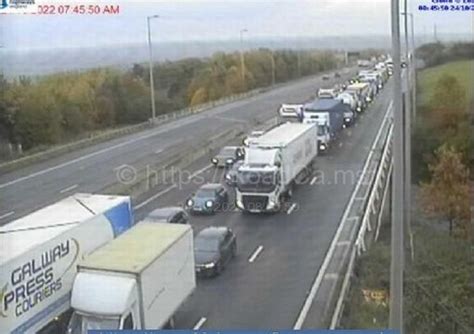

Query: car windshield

[196,189,216,198]
[195,237,219,252]
[148,210,171,219]
[237,170,277,193]
[219,147,235,156]
[68,313,120,334]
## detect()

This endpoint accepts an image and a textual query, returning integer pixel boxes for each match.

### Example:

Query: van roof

[0,194,129,264]
[78,222,191,274]
[303,98,341,111]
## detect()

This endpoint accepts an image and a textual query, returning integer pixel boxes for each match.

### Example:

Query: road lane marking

[135,184,178,210]
[59,184,78,194]
[293,100,393,329]
[113,164,129,171]
[287,203,297,215]
[193,317,207,330]
[310,176,318,185]
[248,245,264,263]
[0,211,15,220]
[155,148,164,154]
[187,164,213,180]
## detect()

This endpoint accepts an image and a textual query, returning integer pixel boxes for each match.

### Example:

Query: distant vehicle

[302,99,345,152]
[186,183,229,214]
[144,207,189,225]
[322,74,330,80]
[211,146,244,167]
[68,223,195,331]
[0,194,133,334]
[334,72,341,78]
[235,122,318,213]
[242,130,265,147]
[318,88,338,99]
[278,103,303,120]
[225,160,245,186]
[194,226,237,277]
[337,92,358,111]
[346,83,371,111]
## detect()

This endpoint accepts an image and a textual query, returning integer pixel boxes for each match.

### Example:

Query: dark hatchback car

[225,160,244,186]
[211,146,244,167]
[186,184,229,214]
[145,207,189,224]
[194,226,237,277]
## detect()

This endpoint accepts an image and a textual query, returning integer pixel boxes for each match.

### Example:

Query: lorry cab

[67,273,141,332]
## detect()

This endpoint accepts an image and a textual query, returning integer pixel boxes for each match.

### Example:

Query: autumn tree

[421,145,470,239]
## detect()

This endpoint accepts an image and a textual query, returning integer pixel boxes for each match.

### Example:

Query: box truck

[302,99,345,151]
[67,222,195,332]
[0,194,133,334]
[235,122,317,213]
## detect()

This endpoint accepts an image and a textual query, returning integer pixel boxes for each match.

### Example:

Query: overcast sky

[2,0,472,50]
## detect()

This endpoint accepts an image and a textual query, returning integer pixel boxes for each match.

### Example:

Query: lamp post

[147,14,159,124]
[239,29,248,88]
[390,0,404,332]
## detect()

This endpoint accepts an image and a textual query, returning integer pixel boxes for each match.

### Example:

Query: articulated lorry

[235,122,318,213]
[0,194,133,334]
[67,222,195,332]
[302,99,346,151]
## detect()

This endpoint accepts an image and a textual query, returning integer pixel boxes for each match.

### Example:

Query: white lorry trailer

[0,194,133,334]
[67,222,195,332]
[235,122,318,213]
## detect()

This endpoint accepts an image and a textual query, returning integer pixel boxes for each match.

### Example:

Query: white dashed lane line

[0,211,15,220]
[248,245,264,263]
[59,184,78,194]
[193,317,207,330]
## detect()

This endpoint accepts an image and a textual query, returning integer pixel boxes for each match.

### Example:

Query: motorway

[134,80,393,329]
[0,70,355,225]
[0,67,393,329]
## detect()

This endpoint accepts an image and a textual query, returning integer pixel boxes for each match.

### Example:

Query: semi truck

[67,222,195,332]
[346,83,371,111]
[0,194,133,334]
[235,122,318,213]
[302,99,345,151]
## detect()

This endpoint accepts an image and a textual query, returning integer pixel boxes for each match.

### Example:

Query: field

[418,60,474,106]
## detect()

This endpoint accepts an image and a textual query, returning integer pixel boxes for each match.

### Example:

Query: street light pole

[390,0,404,332]
[147,15,159,124]
[240,29,248,88]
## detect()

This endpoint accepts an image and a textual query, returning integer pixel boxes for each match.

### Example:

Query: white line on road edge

[135,184,177,210]
[310,176,318,186]
[193,317,207,330]
[187,164,213,180]
[287,203,297,215]
[293,101,393,329]
[59,184,78,194]
[248,245,264,263]
[155,148,164,154]
[0,211,15,220]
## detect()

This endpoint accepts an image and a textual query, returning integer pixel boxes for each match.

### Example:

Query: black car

[334,72,341,78]
[145,207,189,224]
[225,160,244,186]
[194,226,237,277]
[186,183,229,214]
[211,146,244,167]
[322,74,330,80]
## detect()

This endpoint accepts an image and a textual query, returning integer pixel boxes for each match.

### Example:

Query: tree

[421,145,470,239]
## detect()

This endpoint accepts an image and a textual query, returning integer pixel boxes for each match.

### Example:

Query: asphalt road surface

[0,69,356,225]
[132,81,393,329]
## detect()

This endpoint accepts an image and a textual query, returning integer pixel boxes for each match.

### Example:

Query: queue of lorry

[0,61,391,333]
